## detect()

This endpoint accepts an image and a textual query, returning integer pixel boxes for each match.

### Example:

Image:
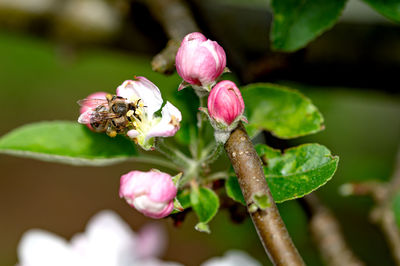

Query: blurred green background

[0,0,400,265]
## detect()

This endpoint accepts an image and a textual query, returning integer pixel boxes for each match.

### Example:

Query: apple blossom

[119,170,177,219]
[116,77,182,151]
[175,32,226,92]
[17,210,181,266]
[201,250,261,266]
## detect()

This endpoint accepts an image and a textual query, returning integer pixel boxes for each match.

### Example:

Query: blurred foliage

[393,191,400,228]
[270,0,347,51]
[361,0,400,23]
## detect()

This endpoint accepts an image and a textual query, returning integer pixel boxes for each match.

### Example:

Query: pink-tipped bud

[175,32,226,89]
[79,92,108,130]
[207,80,245,126]
[119,170,177,219]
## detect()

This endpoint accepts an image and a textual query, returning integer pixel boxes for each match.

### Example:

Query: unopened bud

[175,32,226,91]
[208,80,245,126]
[119,170,177,219]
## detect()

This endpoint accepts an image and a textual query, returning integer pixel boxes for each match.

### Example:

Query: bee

[78,94,142,138]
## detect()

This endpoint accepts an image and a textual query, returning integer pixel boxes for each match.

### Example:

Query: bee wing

[78,110,119,124]
[78,110,96,124]
[77,98,109,108]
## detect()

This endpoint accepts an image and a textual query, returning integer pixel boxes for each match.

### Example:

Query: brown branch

[146,0,199,74]
[370,148,400,265]
[342,147,400,264]
[225,123,304,266]
[304,194,365,266]
[151,40,180,75]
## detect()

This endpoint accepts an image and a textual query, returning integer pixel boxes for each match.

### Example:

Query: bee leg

[107,129,117,138]
[106,122,117,138]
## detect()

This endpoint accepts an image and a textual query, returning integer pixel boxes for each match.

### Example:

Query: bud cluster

[176,32,246,143]
[76,32,245,221]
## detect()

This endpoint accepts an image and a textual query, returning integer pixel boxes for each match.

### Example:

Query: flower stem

[225,123,304,265]
[130,155,182,171]
[196,96,206,160]
[155,138,191,168]
[201,142,223,165]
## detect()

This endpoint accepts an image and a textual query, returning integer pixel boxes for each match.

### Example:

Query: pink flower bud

[207,80,245,126]
[175,32,226,89]
[79,92,108,130]
[119,170,177,219]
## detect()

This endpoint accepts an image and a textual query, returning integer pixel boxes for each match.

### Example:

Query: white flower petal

[117,77,163,119]
[133,77,163,119]
[139,258,184,266]
[133,195,168,214]
[127,129,140,139]
[146,102,182,140]
[116,80,140,101]
[18,229,78,266]
[70,210,137,266]
[201,250,261,266]
[136,224,166,259]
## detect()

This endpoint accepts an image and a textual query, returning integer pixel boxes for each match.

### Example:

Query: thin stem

[225,123,304,265]
[180,160,200,186]
[129,155,182,171]
[343,147,400,264]
[201,142,223,165]
[155,138,192,168]
[304,194,364,266]
[371,148,400,264]
[146,0,199,74]
[196,96,206,160]
[207,171,229,181]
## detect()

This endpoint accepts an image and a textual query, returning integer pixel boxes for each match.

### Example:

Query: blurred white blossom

[17,210,261,266]
[17,210,181,266]
[201,250,262,266]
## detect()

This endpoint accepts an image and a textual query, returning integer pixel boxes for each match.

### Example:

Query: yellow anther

[135,109,142,115]
[126,110,134,117]
[170,115,180,127]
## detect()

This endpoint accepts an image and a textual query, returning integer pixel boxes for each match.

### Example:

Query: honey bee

[78,94,141,137]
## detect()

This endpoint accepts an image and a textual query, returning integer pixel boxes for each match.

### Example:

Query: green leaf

[257,143,339,203]
[361,0,400,23]
[225,175,246,205]
[252,192,271,210]
[392,191,400,228]
[195,222,211,234]
[271,0,347,51]
[190,186,219,228]
[226,143,338,204]
[0,121,137,166]
[177,189,191,209]
[242,83,324,139]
